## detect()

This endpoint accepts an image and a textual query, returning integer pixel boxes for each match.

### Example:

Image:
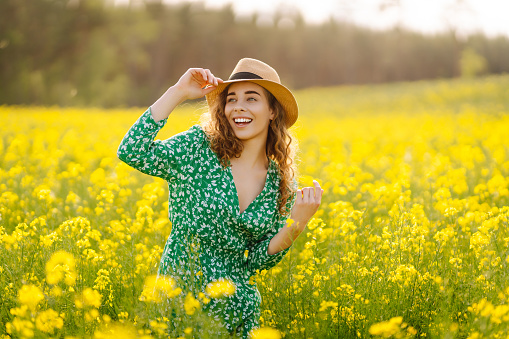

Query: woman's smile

[233,117,253,127]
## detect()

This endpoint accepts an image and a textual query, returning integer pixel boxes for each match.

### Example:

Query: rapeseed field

[1,75,509,338]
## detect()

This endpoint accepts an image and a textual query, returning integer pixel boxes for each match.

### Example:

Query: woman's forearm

[267,217,308,255]
[150,85,187,122]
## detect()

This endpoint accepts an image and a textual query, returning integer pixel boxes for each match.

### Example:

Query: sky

[128,0,509,38]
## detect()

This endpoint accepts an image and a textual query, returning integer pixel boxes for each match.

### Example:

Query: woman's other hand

[290,180,323,228]
[267,180,323,254]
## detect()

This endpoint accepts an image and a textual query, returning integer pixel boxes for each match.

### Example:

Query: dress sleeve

[117,107,203,181]
[245,189,297,277]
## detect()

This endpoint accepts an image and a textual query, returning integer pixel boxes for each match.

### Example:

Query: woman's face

[224,82,275,144]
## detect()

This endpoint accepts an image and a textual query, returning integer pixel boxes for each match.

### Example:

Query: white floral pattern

[117,108,295,337]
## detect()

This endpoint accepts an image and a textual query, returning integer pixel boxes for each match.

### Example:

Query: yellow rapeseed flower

[249,327,281,339]
[75,288,102,308]
[139,275,181,303]
[6,317,35,338]
[319,301,338,312]
[149,320,168,335]
[198,292,211,304]
[18,284,44,312]
[45,250,76,286]
[35,309,64,333]
[369,316,404,338]
[184,292,200,315]
[205,278,236,298]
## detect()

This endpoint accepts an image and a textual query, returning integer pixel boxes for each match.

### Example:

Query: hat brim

[205,79,298,128]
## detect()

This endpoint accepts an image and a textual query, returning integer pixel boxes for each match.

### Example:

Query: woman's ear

[269,109,275,121]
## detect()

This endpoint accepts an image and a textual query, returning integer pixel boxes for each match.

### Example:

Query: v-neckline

[227,159,273,216]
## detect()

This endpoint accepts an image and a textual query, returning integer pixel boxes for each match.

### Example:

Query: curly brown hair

[201,84,297,216]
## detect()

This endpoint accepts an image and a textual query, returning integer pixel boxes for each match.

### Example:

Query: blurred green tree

[460,47,488,78]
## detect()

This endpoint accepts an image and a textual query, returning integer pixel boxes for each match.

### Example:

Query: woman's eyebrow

[227,90,261,96]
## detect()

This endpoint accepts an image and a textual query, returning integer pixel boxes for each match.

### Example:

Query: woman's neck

[232,139,269,170]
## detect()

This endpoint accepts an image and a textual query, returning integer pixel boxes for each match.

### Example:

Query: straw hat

[206,58,298,128]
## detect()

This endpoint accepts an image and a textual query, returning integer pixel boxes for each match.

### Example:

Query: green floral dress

[117,108,295,337]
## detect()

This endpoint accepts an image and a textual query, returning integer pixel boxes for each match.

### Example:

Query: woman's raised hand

[150,68,223,122]
[174,68,224,101]
[290,180,324,227]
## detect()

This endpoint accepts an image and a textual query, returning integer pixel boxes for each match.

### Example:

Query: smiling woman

[117,57,323,338]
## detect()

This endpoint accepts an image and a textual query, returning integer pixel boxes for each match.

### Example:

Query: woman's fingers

[199,68,208,82]
[201,69,224,92]
[313,180,323,201]
[297,181,323,206]
[301,187,312,203]
[291,180,324,224]
[296,189,303,202]
[188,68,211,85]
[181,68,224,97]
[204,69,218,86]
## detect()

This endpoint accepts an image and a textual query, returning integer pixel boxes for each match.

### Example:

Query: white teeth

[234,118,252,123]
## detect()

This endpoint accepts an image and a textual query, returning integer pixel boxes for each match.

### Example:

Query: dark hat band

[229,72,263,81]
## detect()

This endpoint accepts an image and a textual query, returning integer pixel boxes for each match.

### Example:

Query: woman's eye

[247,97,256,101]
[227,98,236,103]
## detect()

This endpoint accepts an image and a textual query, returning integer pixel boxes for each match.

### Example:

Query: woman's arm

[150,68,223,122]
[267,180,323,255]
[244,180,323,277]
[117,68,223,178]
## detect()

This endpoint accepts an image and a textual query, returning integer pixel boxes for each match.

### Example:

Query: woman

[117,58,323,337]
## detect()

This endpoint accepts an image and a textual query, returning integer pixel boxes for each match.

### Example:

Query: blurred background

[1,0,508,107]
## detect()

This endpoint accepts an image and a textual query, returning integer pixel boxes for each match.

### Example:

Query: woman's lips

[233,117,252,127]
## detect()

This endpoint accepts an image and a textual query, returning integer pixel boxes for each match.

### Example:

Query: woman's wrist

[168,83,189,103]
[290,214,309,228]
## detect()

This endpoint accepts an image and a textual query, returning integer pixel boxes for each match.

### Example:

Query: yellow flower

[249,327,281,339]
[184,292,200,315]
[86,308,100,322]
[10,305,29,317]
[45,251,76,286]
[50,286,62,297]
[149,320,168,335]
[6,317,35,338]
[369,316,404,338]
[205,278,236,298]
[286,218,295,228]
[198,292,211,304]
[76,288,102,308]
[18,284,44,312]
[94,269,111,291]
[35,309,64,333]
[319,301,338,312]
[139,275,181,303]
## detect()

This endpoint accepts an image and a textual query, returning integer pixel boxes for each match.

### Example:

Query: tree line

[1,0,508,107]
